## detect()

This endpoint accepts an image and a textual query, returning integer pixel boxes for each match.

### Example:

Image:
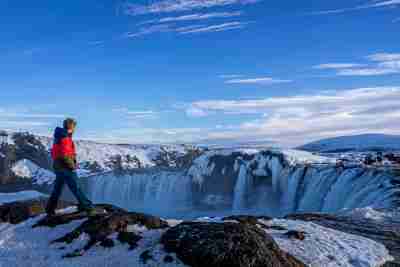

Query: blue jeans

[46,170,92,213]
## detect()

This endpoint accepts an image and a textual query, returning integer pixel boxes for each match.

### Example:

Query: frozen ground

[263,219,392,267]
[0,206,394,267]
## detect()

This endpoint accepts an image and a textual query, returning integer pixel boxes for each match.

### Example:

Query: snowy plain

[0,206,394,267]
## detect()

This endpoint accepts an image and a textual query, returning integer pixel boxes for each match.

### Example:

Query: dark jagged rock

[285,212,400,266]
[284,230,306,241]
[117,231,142,250]
[140,250,154,264]
[100,238,115,248]
[33,204,168,258]
[163,255,174,263]
[161,221,306,267]
[0,198,71,224]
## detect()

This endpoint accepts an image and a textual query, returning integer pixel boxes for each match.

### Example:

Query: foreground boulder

[33,204,169,257]
[161,221,306,267]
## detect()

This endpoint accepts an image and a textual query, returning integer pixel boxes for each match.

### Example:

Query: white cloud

[337,68,400,76]
[315,52,400,77]
[139,11,242,24]
[124,24,172,38]
[124,21,249,38]
[379,60,400,69]
[312,0,400,15]
[313,63,366,69]
[224,77,292,84]
[184,86,400,146]
[123,0,260,15]
[0,121,50,128]
[185,106,208,117]
[0,113,65,118]
[367,53,400,62]
[219,74,244,78]
[177,21,247,34]
[86,127,209,144]
[112,108,160,119]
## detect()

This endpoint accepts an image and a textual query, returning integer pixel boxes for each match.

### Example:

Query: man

[46,118,95,216]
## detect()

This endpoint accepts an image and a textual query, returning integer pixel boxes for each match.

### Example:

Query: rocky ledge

[286,212,400,267]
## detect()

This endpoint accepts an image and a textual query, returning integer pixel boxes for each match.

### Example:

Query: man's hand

[63,156,76,170]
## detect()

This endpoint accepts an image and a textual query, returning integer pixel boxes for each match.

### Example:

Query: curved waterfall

[89,169,193,218]
[88,150,399,219]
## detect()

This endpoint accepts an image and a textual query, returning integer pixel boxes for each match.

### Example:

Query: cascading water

[87,150,399,219]
[232,164,250,213]
[89,169,193,218]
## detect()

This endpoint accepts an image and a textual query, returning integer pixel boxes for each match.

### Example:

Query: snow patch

[264,219,394,267]
[11,159,56,185]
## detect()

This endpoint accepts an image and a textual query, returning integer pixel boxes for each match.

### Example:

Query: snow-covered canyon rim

[89,148,400,219]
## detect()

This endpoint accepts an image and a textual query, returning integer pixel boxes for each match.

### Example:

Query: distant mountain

[297,134,400,153]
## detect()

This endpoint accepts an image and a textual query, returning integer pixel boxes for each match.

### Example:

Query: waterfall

[89,169,192,218]
[232,164,250,212]
[86,150,399,218]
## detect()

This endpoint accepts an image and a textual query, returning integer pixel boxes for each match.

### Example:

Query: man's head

[63,118,77,135]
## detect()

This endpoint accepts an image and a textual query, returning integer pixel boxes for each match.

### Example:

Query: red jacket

[51,127,77,171]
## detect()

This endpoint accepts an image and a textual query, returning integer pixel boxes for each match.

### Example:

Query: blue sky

[1,0,400,147]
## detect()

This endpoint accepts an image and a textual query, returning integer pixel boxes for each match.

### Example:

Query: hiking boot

[46,209,56,217]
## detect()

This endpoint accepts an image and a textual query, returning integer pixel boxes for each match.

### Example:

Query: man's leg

[46,173,65,215]
[63,170,92,210]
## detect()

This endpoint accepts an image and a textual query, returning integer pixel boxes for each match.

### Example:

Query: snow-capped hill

[11,159,56,185]
[35,134,198,171]
[0,131,202,184]
[298,134,400,153]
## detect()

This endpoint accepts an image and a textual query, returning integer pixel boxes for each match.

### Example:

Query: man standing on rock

[46,118,96,216]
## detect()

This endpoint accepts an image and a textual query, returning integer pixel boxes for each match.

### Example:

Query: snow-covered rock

[265,218,393,267]
[11,159,56,185]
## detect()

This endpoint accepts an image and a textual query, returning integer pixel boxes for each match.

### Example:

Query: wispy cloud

[0,121,50,127]
[313,63,366,70]
[124,24,172,38]
[219,74,244,79]
[224,77,292,84]
[183,86,400,146]
[336,68,399,76]
[312,0,400,15]
[315,52,400,77]
[139,11,242,25]
[123,0,260,15]
[178,21,247,34]
[112,108,160,119]
[124,21,248,38]
[88,41,105,46]
[0,112,65,119]
[367,53,400,61]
